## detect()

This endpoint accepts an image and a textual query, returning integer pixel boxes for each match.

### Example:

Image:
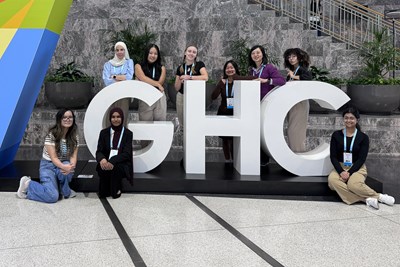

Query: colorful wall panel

[0,0,72,169]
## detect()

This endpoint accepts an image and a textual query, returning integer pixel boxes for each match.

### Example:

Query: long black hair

[141,43,163,79]
[283,48,311,70]
[49,108,78,153]
[248,45,268,69]
[223,60,240,79]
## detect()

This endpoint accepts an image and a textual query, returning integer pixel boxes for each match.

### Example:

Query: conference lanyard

[226,81,234,97]
[226,81,234,109]
[184,63,194,77]
[253,64,265,78]
[110,127,125,150]
[289,66,300,81]
[152,66,155,79]
[343,128,357,153]
[343,128,357,167]
[113,64,124,75]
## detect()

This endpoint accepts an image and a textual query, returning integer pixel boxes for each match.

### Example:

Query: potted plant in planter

[45,61,94,109]
[347,29,400,114]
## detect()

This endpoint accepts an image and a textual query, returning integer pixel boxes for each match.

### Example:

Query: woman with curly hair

[283,48,312,153]
[17,108,79,203]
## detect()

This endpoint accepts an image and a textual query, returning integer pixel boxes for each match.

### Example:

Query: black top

[175,61,206,94]
[330,129,369,175]
[211,74,256,115]
[140,62,162,82]
[286,65,312,81]
[96,127,134,184]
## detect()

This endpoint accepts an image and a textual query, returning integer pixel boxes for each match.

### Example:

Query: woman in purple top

[248,45,286,100]
[248,45,286,165]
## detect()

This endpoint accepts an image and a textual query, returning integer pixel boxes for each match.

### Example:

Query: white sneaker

[379,194,395,206]
[68,190,77,198]
[16,176,31,199]
[366,197,379,209]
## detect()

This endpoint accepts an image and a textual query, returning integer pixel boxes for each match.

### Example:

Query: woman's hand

[255,78,269,84]
[157,84,165,92]
[61,162,75,175]
[115,74,127,81]
[287,69,294,79]
[340,171,350,182]
[180,75,191,82]
[100,158,113,170]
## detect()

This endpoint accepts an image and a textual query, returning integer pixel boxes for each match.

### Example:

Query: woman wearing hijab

[96,107,133,199]
[102,41,134,126]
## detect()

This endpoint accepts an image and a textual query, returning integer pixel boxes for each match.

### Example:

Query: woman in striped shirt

[17,108,79,203]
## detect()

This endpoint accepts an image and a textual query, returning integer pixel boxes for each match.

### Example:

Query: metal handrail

[253,0,400,49]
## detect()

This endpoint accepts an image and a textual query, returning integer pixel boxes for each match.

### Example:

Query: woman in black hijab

[96,107,133,198]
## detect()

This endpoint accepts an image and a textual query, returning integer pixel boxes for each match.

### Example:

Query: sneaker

[366,197,379,210]
[68,190,77,198]
[16,176,31,199]
[378,194,395,206]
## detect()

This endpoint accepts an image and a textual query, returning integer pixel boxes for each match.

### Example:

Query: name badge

[227,98,234,109]
[343,152,352,167]
[109,149,118,159]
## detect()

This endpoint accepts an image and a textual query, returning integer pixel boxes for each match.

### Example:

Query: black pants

[97,164,125,198]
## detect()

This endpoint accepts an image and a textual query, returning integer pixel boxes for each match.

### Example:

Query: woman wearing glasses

[17,108,79,203]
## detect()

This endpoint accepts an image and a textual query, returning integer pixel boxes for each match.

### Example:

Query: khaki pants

[138,93,167,121]
[286,100,309,152]
[176,92,184,127]
[328,164,379,204]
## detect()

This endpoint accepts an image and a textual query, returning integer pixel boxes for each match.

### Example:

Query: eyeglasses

[62,116,74,121]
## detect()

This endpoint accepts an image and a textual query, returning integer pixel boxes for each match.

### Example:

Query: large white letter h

[184,81,260,175]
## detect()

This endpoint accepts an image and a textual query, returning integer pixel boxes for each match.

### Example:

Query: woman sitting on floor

[328,107,395,209]
[17,108,78,203]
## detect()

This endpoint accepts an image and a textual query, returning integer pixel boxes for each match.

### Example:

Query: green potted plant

[45,61,94,109]
[347,29,400,114]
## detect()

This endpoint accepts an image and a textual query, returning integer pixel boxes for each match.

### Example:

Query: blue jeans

[27,160,74,203]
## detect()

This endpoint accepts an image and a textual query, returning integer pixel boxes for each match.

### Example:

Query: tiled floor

[1,191,399,267]
[3,148,400,266]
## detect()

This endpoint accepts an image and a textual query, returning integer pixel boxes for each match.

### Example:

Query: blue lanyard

[343,128,357,153]
[110,127,125,149]
[253,64,265,78]
[290,66,300,81]
[184,63,194,77]
[226,81,234,97]
[113,64,124,75]
[152,66,155,79]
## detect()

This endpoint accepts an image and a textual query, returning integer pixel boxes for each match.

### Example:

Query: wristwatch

[113,75,116,79]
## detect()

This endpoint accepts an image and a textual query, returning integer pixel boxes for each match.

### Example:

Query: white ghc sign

[84,80,349,176]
